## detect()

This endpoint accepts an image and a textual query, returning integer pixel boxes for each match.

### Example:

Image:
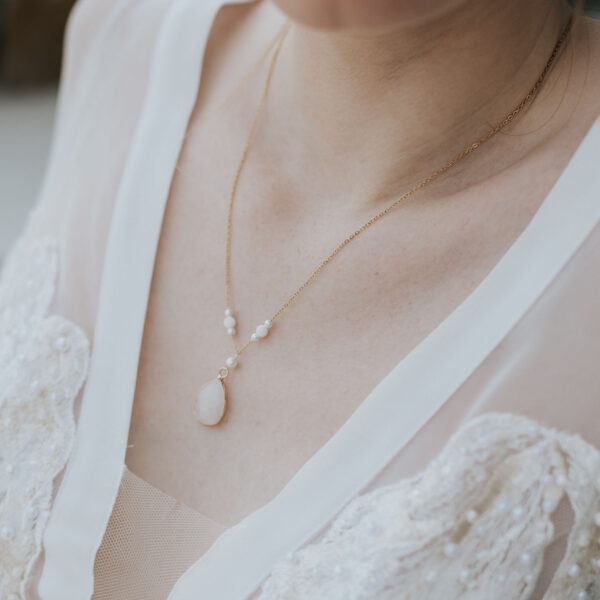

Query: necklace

[193,16,573,427]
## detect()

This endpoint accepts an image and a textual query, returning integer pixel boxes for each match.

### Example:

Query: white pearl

[425,570,436,583]
[224,316,236,329]
[497,574,506,583]
[591,557,600,569]
[465,509,478,523]
[458,568,471,583]
[524,573,534,584]
[224,308,232,317]
[1,526,15,540]
[520,552,533,566]
[54,336,68,351]
[30,380,40,392]
[250,333,258,342]
[26,505,39,519]
[255,324,269,338]
[577,531,591,547]
[264,319,272,329]
[226,328,235,336]
[575,590,587,600]
[444,542,458,557]
[568,564,581,577]
[512,506,525,519]
[593,512,600,527]
[555,473,568,487]
[542,499,556,513]
[225,356,238,368]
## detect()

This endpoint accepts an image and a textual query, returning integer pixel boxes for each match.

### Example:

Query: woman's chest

[123,117,575,526]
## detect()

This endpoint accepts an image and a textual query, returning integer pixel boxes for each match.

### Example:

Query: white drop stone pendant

[194,377,227,426]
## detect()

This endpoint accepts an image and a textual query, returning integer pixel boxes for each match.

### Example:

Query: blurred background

[0,0,73,262]
[0,0,599,264]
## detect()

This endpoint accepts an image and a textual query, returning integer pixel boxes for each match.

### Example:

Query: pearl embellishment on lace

[512,506,525,519]
[1,526,15,540]
[575,590,587,600]
[568,564,581,577]
[225,356,238,368]
[466,509,478,523]
[542,499,556,513]
[444,542,458,558]
[520,552,533,566]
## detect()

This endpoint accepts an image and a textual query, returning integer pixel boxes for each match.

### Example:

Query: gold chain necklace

[193,16,573,426]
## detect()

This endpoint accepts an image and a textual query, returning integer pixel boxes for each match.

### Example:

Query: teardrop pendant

[194,376,227,426]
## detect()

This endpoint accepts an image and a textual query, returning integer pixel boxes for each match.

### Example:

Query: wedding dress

[1,0,600,598]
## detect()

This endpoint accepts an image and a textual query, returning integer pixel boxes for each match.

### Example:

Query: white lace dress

[1,0,600,599]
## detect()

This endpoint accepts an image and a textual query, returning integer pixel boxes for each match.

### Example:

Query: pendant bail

[218,366,229,380]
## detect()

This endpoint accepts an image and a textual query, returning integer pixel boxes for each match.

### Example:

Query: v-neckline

[167,118,600,600]
[39,0,600,597]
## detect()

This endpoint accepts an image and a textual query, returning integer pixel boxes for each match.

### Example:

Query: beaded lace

[0,235,89,599]
[258,413,600,600]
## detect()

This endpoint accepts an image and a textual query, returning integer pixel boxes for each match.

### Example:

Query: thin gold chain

[226,16,573,359]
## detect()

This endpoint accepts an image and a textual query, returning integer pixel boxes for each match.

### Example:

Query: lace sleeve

[0,234,90,599]
[258,413,600,600]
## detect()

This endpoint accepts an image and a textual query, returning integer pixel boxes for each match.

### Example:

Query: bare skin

[126,0,600,527]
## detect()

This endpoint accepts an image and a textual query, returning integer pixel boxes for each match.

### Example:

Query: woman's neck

[260,0,572,208]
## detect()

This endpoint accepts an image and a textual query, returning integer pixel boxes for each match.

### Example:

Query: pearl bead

[497,574,506,583]
[264,319,272,329]
[524,573,534,584]
[444,542,458,557]
[1,526,15,540]
[255,324,269,338]
[591,557,600,569]
[225,356,238,368]
[224,316,236,329]
[54,336,68,351]
[577,532,591,547]
[458,568,471,583]
[542,499,556,513]
[251,333,258,342]
[568,564,581,577]
[425,570,436,583]
[520,552,533,566]
[512,506,525,519]
[226,328,235,336]
[224,308,232,317]
[555,473,568,487]
[593,512,600,527]
[575,590,587,600]
[465,509,478,523]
